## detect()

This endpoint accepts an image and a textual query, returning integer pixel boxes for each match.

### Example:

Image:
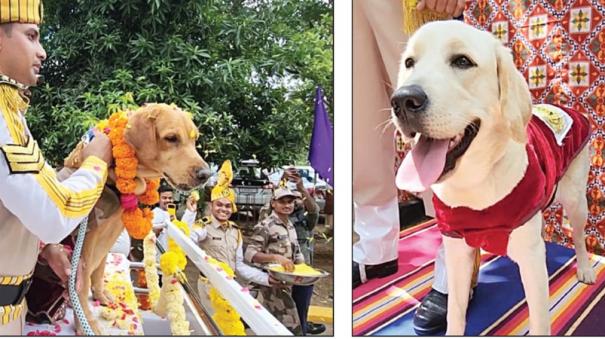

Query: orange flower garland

[100,112,160,239]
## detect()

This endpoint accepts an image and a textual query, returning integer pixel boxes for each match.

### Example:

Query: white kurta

[151,206,197,252]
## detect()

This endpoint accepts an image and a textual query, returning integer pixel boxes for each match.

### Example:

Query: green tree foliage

[29,0,333,168]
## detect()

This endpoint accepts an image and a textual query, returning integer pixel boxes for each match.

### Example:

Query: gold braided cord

[402,0,450,34]
[0,84,28,145]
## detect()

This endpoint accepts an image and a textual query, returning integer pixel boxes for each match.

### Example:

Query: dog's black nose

[196,168,211,183]
[391,85,428,117]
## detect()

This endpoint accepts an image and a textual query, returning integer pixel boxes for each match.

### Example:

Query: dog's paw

[93,291,114,306]
[89,319,103,335]
[577,267,596,285]
[75,319,102,335]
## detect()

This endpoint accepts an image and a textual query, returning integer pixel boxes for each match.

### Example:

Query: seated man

[245,187,305,335]
[189,160,277,316]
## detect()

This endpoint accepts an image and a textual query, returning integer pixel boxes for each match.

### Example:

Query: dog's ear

[124,105,160,161]
[496,43,532,144]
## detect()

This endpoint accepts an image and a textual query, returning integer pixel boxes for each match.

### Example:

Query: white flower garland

[142,222,191,335]
[142,232,161,307]
[155,274,190,335]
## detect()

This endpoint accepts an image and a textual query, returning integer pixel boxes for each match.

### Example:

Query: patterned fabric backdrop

[395,0,605,254]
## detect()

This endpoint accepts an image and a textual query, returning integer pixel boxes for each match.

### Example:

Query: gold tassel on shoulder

[403,0,451,34]
[0,84,29,144]
[0,85,28,115]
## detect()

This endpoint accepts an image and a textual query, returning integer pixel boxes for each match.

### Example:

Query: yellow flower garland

[142,218,191,335]
[141,216,245,335]
[207,259,246,335]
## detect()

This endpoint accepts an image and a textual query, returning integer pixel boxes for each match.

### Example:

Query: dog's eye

[404,57,415,69]
[164,135,179,143]
[451,55,475,69]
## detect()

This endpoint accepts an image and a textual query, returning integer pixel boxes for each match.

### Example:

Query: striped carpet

[352,220,605,335]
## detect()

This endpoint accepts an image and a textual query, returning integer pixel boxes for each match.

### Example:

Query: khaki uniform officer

[190,160,270,317]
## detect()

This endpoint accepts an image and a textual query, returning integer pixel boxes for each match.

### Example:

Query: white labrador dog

[391,20,595,335]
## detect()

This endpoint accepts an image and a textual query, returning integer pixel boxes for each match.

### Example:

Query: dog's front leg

[92,255,112,305]
[76,273,102,335]
[443,236,475,335]
[508,214,550,335]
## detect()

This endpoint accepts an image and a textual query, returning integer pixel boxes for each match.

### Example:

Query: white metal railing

[165,221,292,335]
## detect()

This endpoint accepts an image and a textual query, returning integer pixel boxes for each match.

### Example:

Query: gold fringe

[0,84,28,144]
[402,0,451,34]
[0,84,28,116]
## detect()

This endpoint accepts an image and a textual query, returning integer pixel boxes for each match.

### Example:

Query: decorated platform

[24,220,291,336]
[353,220,605,336]
[24,253,143,336]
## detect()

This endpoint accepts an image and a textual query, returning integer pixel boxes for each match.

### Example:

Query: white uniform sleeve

[180,208,197,227]
[190,226,207,244]
[152,207,168,231]
[0,132,107,244]
[235,243,270,286]
[0,103,110,243]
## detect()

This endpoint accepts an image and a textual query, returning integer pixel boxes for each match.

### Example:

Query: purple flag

[308,86,334,186]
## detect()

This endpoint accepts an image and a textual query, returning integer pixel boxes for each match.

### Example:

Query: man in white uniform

[152,184,197,252]
[0,0,113,333]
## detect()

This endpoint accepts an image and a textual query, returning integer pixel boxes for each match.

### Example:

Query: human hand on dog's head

[82,129,113,166]
[416,0,465,17]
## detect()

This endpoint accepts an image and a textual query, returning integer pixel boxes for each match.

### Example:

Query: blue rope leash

[68,217,95,335]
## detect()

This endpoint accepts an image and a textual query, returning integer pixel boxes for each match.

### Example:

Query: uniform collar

[210,216,231,230]
[270,211,292,227]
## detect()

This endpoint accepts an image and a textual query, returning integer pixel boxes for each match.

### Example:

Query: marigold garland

[98,112,160,239]
[209,261,246,335]
[139,179,160,205]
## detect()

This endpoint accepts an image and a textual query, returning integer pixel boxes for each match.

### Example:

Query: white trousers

[352,0,407,265]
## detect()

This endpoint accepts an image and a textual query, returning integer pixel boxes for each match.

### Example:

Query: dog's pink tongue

[396,136,449,192]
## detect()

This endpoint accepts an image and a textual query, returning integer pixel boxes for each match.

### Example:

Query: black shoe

[352,259,398,288]
[306,321,326,335]
[413,289,447,336]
